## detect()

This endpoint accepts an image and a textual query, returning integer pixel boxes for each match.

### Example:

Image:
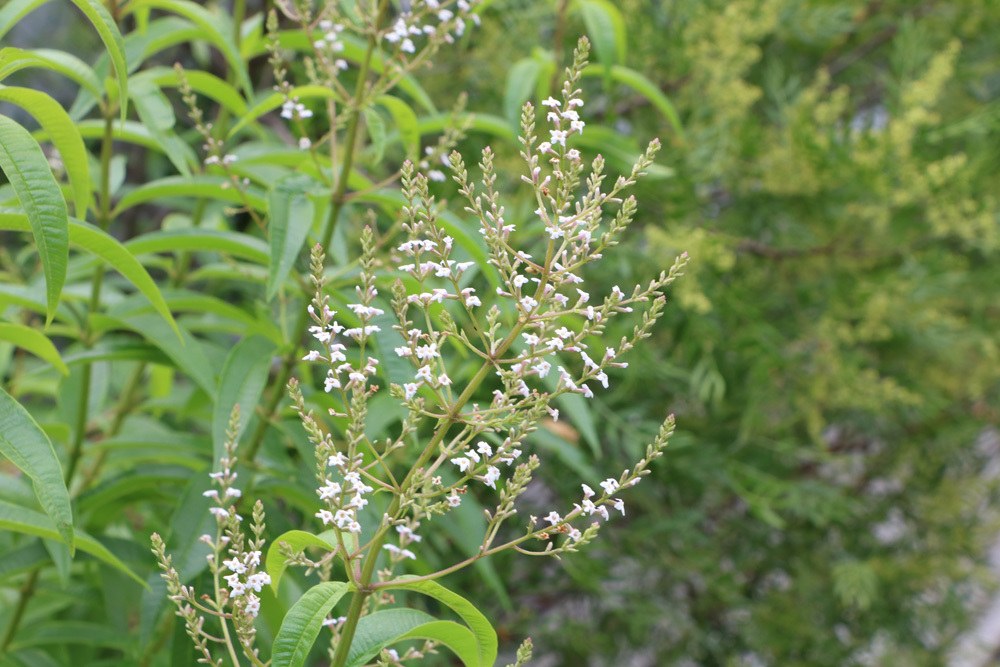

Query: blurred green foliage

[436,1,1000,664]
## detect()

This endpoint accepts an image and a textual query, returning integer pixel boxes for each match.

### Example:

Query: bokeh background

[2,1,999,665]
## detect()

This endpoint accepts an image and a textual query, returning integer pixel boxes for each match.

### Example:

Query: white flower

[447,492,461,507]
[403,382,420,400]
[612,498,625,515]
[550,129,568,146]
[581,483,596,498]
[223,557,246,574]
[600,478,620,494]
[451,457,472,473]
[246,572,271,592]
[302,350,321,361]
[542,96,561,108]
[482,466,501,489]
[544,511,561,526]
[244,593,261,617]
[568,528,582,541]
[477,441,493,457]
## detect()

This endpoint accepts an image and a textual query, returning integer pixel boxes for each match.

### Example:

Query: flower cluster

[315,452,374,534]
[383,0,481,56]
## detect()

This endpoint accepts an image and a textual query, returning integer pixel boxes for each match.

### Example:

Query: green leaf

[212,335,275,460]
[575,0,627,68]
[128,0,251,95]
[128,74,191,176]
[271,581,351,667]
[0,0,49,43]
[381,578,497,667]
[581,64,684,139]
[99,312,217,397]
[144,66,248,116]
[265,530,337,593]
[0,115,68,322]
[66,220,180,337]
[0,499,142,583]
[0,323,68,375]
[376,95,420,161]
[113,175,267,215]
[0,213,179,336]
[504,57,543,123]
[267,174,320,300]
[126,228,270,265]
[345,609,480,667]
[0,388,73,551]
[364,107,387,164]
[68,0,129,122]
[0,47,103,98]
[0,86,92,217]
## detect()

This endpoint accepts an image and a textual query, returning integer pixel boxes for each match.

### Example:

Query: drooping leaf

[267,174,321,300]
[345,610,480,667]
[212,335,275,460]
[0,500,143,583]
[581,64,685,139]
[575,0,627,68]
[504,57,544,123]
[0,85,92,217]
[99,312,217,397]
[0,47,103,98]
[125,228,270,265]
[67,0,129,121]
[0,0,50,44]
[271,581,352,667]
[127,0,251,95]
[0,388,73,551]
[112,175,267,215]
[0,213,179,336]
[0,323,68,375]
[0,115,68,322]
[381,578,497,667]
[376,95,420,160]
[128,74,191,176]
[265,530,337,593]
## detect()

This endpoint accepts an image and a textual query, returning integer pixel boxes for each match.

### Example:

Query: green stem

[330,315,531,667]
[243,1,386,466]
[0,568,38,652]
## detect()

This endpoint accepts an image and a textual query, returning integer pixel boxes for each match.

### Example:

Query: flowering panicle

[158,33,686,666]
[152,407,271,666]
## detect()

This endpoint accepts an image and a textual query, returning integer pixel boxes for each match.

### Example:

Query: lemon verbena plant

[151,36,686,667]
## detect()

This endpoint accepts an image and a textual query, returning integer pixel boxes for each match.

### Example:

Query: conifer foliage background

[0,0,998,665]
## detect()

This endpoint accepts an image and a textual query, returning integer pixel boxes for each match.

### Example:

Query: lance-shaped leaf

[267,174,321,300]
[265,530,338,593]
[0,323,68,375]
[0,213,179,337]
[0,115,68,322]
[68,0,128,121]
[271,581,352,667]
[0,388,73,551]
[0,0,49,43]
[212,335,276,460]
[346,609,481,667]
[380,578,497,667]
[0,500,144,583]
[0,47,103,98]
[0,86,91,216]
[128,0,251,95]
